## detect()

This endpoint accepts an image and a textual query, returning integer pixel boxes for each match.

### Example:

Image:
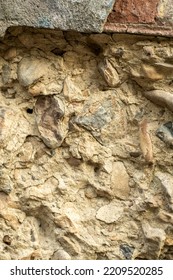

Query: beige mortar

[0,27,173,260]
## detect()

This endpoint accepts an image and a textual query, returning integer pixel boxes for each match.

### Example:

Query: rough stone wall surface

[1,27,173,260]
[0,0,115,37]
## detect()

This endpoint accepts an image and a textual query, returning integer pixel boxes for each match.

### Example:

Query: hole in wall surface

[26,108,33,114]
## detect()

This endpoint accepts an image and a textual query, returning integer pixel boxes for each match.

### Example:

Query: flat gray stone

[0,0,115,37]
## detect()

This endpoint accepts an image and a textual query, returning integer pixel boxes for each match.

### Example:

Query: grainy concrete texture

[0,27,173,259]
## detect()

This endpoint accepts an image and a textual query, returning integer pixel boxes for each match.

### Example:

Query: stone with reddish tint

[107,0,159,24]
[105,0,173,37]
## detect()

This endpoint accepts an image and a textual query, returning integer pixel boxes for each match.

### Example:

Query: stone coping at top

[0,0,115,37]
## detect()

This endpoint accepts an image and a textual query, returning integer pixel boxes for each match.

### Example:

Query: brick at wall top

[105,0,173,37]
[0,0,173,37]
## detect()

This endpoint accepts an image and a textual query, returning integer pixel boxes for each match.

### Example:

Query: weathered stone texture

[105,0,173,37]
[107,0,159,24]
[1,27,173,259]
[0,0,115,37]
[157,0,173,25]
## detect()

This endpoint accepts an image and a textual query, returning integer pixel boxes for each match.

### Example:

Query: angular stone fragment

[155,171,173,207]
[96,201,124,223]
[1,64,11,84]
[18,57,48,87]
[28,82,47,96]
[111,161,130,200]
[158,210,173,224]
[143,90,173,113]
[157,0,173,25]
[4,47,17,61]
[54,214,77,233]
[98,58,120,87]
[156,121,173,147]
[120,244,134,260]
[142,221,166,242]
[130,63,164,81]
[0,174,12,194]
[34,95,68,149]
[142,221,166,258]
[155,62,173,70]
[74,97,112,140]
[63,76,83,102]
[58,236,81,256]
[139,119,153,164]
[0,105,31,152]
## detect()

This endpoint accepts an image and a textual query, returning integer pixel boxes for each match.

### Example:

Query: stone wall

[0,27,173,259]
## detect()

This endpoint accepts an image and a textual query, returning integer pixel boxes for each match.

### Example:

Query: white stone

[111,162,130,200]
[96,201,124,224]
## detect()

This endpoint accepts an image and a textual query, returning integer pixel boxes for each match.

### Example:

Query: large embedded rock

[96,201,124,223]
[155,171,173,209]
[142,221,166,259]
[34,95,68,149]
[18,57,48,87]
[0,0,115,37]
[111,161,130,200]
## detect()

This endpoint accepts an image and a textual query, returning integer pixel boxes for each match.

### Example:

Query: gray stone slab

[0,0,115,37]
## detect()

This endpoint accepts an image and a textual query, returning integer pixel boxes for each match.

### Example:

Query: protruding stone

[0,174,13,194]
[155,171,173,208]
[34,95,68,149]
[142,221,166,258]
[111,162,130,200]
[158,210,173,224]
[18,57,48,87]
[142,64,163,80]
[63,76,84,102]
[96,201,124,223]
[98,58,120,87]
[58,236,81,256]
[28,82,47,96]
[4,47,17,60]
[0,105,32,152]
[74,96,112,140]
[156,122,173,147]
[51,250,71,260]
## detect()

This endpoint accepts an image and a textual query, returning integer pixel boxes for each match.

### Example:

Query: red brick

[107,0,159,24]
[105,0,173,37]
